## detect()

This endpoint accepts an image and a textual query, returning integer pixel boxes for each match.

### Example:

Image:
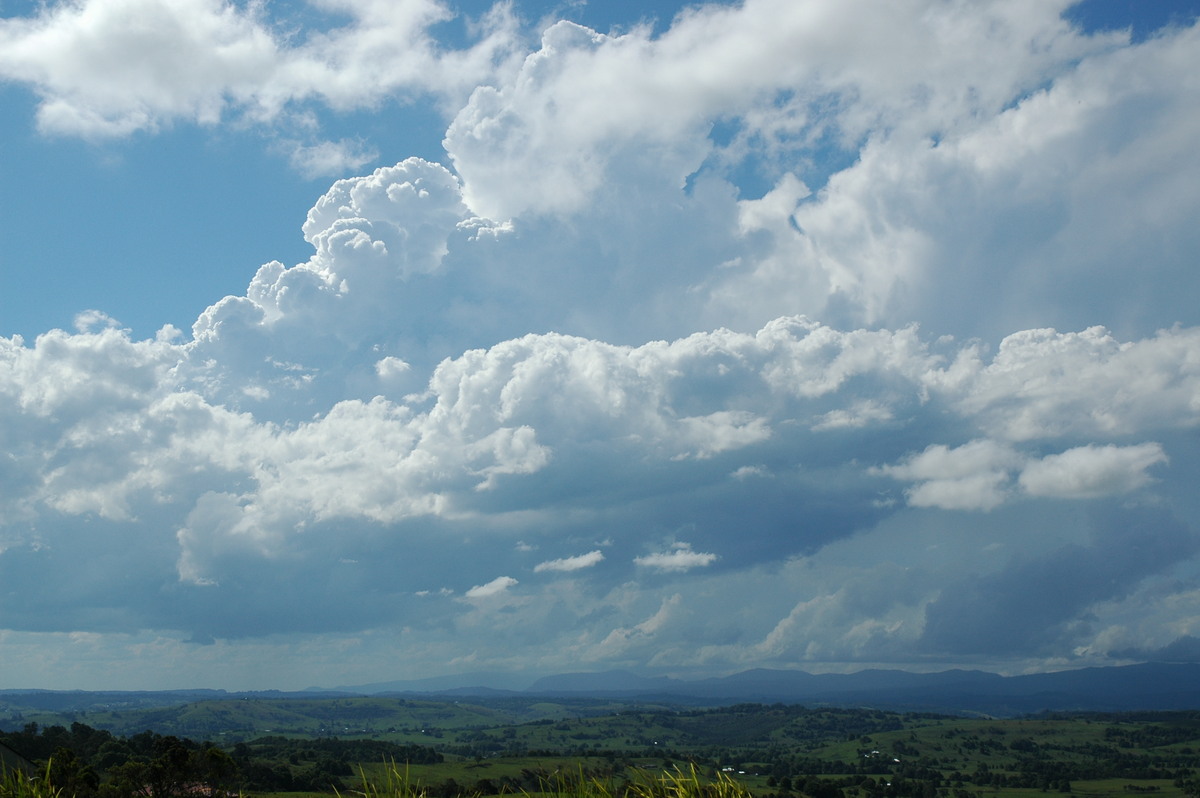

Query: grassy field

[1,697,687,743]
[4,695,1200,797]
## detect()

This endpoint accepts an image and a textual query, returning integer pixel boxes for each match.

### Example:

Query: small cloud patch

[534,550,604,573]
[465,576,518,599]
[635,543,717,572]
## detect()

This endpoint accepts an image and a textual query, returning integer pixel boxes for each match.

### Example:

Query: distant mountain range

[5,662,1197,718]
[334,662,1200,716]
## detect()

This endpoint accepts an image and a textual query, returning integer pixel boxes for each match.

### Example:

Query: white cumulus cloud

[0,0,521,140]
[635,543,718,572]
[1019,443,1169,499]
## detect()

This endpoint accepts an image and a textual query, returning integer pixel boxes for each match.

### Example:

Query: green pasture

[5,696,1200,798]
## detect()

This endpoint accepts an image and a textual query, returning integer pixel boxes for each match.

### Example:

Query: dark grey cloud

[1115,635,1200,664]
[920,506,1197,657]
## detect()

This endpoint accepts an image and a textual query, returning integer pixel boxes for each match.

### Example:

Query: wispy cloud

[465,576,518,599]
[534,550,604,573]
[285,138,379,179]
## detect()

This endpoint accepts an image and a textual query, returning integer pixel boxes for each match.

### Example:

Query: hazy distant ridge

[325,662,1200,715]
[5,662,1197,717]
[513,662,1199,714]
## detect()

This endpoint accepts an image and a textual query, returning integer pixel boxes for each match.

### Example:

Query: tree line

[0,722,441,797]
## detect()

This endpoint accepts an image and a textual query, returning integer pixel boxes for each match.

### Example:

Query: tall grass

[623,766,750,798]
[5,759,754,798]
[0,764,63,798]
[342,761,752,798]
[341,763,434,798]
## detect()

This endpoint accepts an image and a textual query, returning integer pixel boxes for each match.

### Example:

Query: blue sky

[2,0,1200,691]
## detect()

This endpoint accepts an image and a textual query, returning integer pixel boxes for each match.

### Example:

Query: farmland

[3,693,1200,797]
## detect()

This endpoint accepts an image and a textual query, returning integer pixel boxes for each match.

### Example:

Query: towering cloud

[1,0,1198,689]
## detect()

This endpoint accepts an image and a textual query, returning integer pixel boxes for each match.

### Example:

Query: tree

[48,748,100,798]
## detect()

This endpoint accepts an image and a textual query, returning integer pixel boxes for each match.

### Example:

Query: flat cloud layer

[2,0,1200,689]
